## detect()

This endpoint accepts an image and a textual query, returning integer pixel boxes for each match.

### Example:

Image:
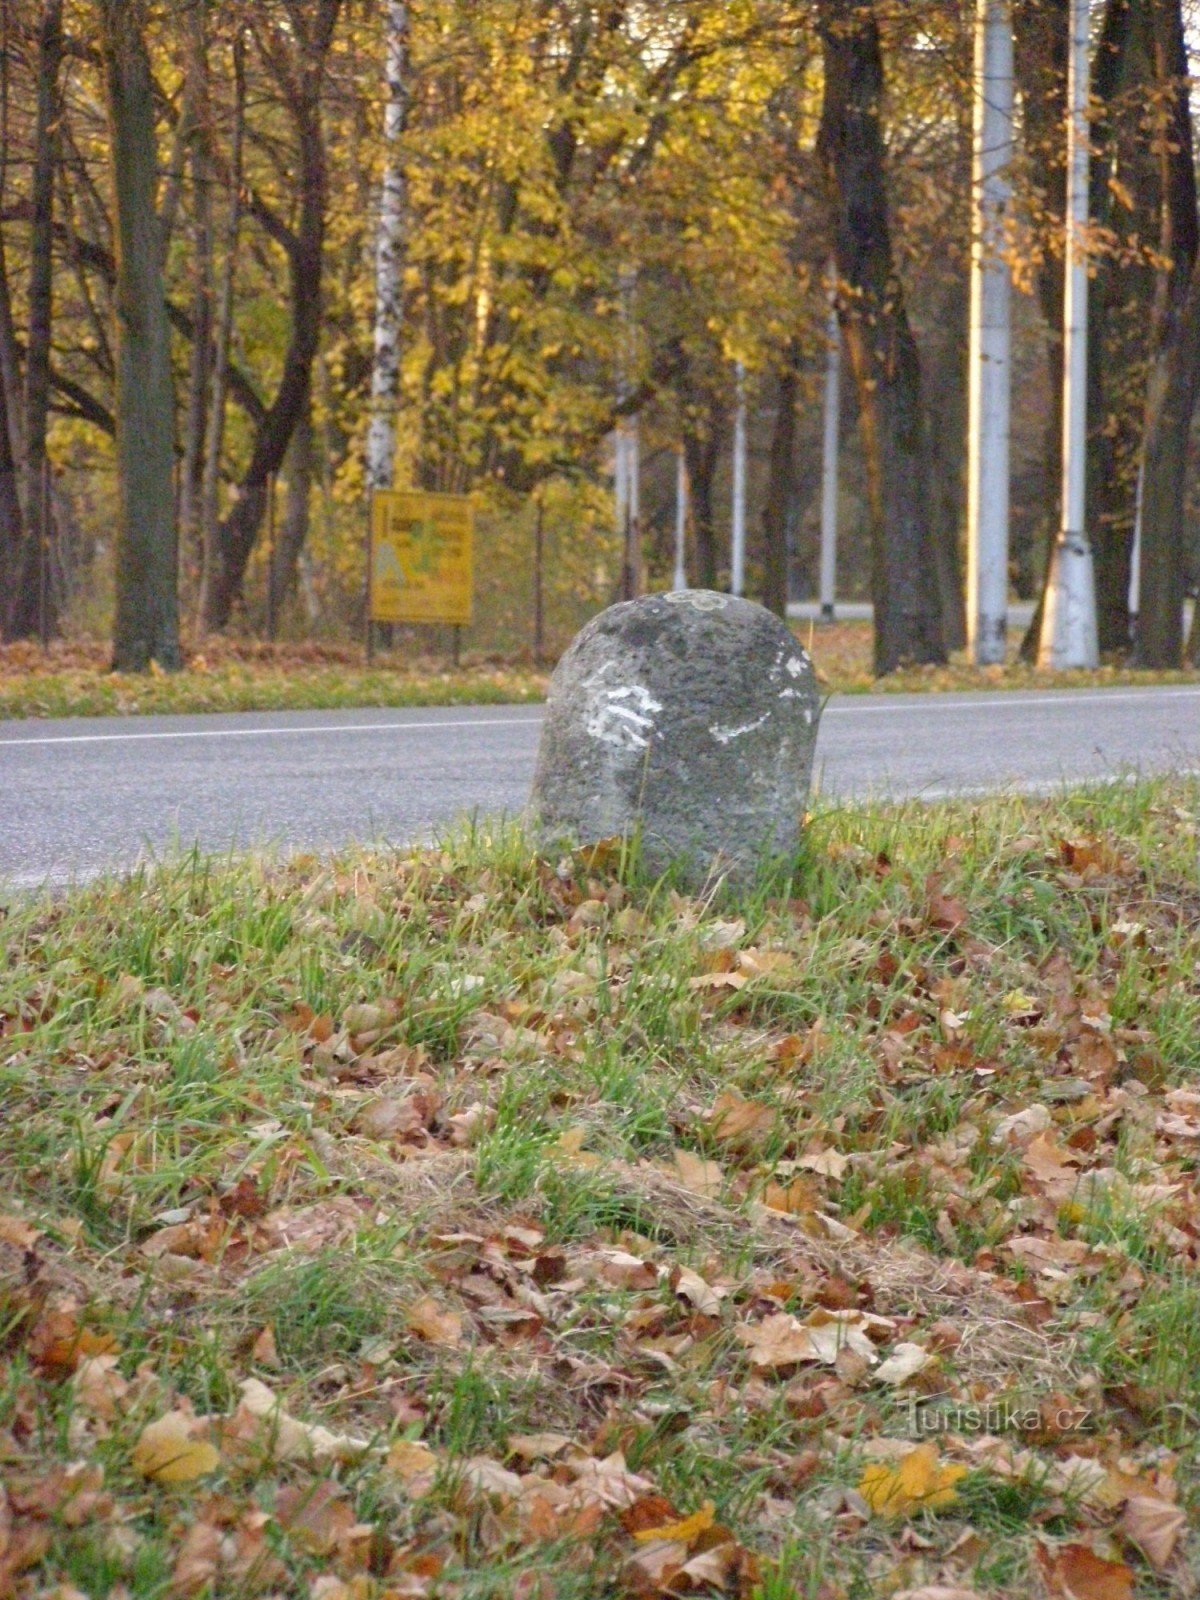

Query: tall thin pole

[819,263,840,621]
[731,360,747,596]
[967,0,1014,664]
[673,446,688,591]
[1039,0,1098,668]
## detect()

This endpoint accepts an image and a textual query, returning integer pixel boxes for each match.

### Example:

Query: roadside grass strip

[2,778,1200,1597]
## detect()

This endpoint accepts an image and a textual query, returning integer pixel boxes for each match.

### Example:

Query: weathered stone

[529,590,821,886]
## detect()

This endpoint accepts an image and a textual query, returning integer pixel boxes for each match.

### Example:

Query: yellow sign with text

[369,490,474,626]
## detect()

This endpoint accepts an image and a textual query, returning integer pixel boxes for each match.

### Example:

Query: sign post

[367,489,474,661]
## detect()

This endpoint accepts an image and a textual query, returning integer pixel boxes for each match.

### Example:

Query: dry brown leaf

[385,1438,440,1492]
[1036,1542,1134,1600]
[874,1343,933,1386]
[1120,1495,1187,1570]
[663,1148,725,1198]
[708,1091,775,1147]
[673,1266,723,1316]
[73,1354,129,1420]
[274,1480,360,1556]
[796,1147,850,1180]
[735,1313,818,1370]
[226,1378,370,1465]
[169,1521,221,1597]
[406,1295,463,1348]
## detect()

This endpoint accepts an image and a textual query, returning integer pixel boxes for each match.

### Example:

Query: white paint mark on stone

[710,712,770,745]
[663,590,729,613]
[785,656,807,678]
[584,682,663,752]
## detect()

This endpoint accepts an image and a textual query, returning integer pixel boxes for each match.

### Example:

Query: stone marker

[529,590,821,886]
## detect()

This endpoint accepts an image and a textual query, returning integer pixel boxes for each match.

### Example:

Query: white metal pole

[967,0,1014,665]
[614,427,626,526]
[1039,0,1098,668]
[673,447,688,591]
[1128,460,1143,623]
[819,264,841,621]
[731,360,747,596]
[629,411,640,540]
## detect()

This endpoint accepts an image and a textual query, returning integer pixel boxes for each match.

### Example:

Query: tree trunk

[268,395,312,619]
[1086,0,1158,653]
[685,419,722,590]
[1134,0,1199,666]
[0,325,21,623]
[8,0,63,640]
[99,0,181,671]
[179,0,212,593]
[365,0,409,494]
[197,28,245,632]
[760,354,797,619]
[203,0,342,631]
[1014,0,1068,657]
[817,1,945,675]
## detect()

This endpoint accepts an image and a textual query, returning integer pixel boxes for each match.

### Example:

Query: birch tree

[366,0,408,496]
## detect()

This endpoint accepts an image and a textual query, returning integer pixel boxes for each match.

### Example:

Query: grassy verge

[2,629,1197,722]
[0,641,548,721]
[2,780,1200,1597]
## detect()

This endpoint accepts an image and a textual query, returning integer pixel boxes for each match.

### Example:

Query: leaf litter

[1,779,1199,1596]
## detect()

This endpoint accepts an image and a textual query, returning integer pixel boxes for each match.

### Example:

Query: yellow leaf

[858,1444,966,1517]
[632,1500,716,1546]
[132,1413,221,1484]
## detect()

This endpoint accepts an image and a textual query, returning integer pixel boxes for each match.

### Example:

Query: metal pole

[1039,0,1098,668]
[673,446,688,591]
[819,263,841,622]
[967,0,1014,665]
[731,360,747,596]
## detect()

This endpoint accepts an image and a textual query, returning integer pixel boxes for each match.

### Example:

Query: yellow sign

[369,490,474,626]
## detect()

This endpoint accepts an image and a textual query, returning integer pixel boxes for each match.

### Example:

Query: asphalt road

[1,685,1198,888]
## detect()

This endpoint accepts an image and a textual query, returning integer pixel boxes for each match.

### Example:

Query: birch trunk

[366,0,409,494]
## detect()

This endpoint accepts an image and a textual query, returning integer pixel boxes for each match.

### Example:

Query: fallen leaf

[1120,1495,1187,1570]
[663,1148,725,1198]
[673,1266,723,1316]
[875,1342,933,1386]
[385,1438,439,1492]
[797,1147,850,1181]
[631,1500,715,1546]
[1036,1542,1134,1600]
[169,1521,221,1597]
[132,1412,221,1484]
[858,1444,966,1517]
[226,1378,370,1465]
[735,1313,817,1370]
[406,1296,463,1348]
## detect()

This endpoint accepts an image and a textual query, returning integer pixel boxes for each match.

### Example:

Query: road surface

[1,685,1198,888]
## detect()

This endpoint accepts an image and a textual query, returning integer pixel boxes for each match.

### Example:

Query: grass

[2,779,1199,1596]
[2,623,1197,721]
